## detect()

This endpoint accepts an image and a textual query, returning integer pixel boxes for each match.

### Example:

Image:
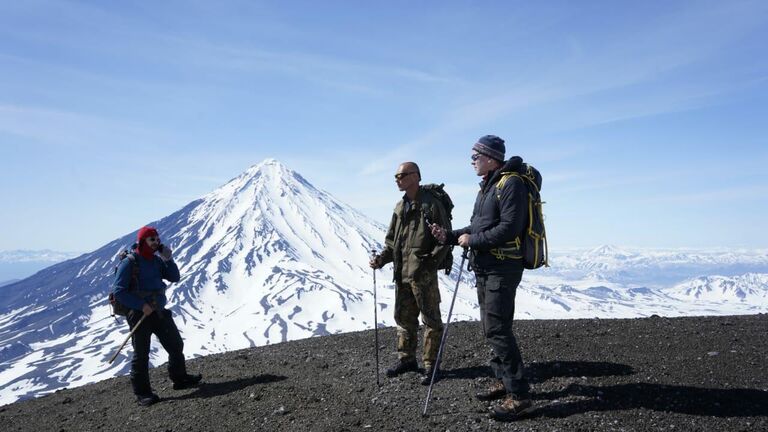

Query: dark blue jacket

[113,253,180,311]
[449,157,528,274]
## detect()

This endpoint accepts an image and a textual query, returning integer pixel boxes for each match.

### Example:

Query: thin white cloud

[0,104,175,150]
[1,2,463,99]
[160,36,463,93]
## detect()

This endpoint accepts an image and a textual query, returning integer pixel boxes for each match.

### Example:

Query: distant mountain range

[0,159,766,406]
[0,249,81,282]
[0,250,82,263]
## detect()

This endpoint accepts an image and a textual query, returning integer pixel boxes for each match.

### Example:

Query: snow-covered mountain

[517,246,768,318]
[550,245,768,286]
[1,159,767,406]
[668,273,768,302]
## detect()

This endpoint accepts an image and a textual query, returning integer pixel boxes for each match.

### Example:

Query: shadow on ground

[534,383,768,418]
[527,360,635,383]
[164,374,287,402]
[441,360,634,383]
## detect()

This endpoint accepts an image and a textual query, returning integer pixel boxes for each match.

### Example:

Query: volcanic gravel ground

[1,314,766,431]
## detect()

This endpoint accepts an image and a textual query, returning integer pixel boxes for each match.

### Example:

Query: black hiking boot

[476,380,506,401]
[420,364,439,385]
[136,393,160,407]
[385,359,419,377]
[489,395,534,421]
[172,373,203,390]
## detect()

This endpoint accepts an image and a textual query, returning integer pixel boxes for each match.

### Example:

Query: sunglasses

[471,153,482,161]
[145,236,160,242]
[394,171,417,180]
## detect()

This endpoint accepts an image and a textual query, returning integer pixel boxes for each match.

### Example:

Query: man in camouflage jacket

[370,162,451,384]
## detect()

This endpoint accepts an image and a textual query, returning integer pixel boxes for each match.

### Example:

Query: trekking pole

[108,314,148,364]
[422,247,468,417]
[371,249,381,387]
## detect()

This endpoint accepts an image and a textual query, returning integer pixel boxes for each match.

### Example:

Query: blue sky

[1,0,767,252]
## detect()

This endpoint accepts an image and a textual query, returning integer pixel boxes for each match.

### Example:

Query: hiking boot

[136,393,160,407]
[172,373,203,390]
[385,359,419,377]
[420,364,439,386]
[489,395,534,421]
[476,380,506,401]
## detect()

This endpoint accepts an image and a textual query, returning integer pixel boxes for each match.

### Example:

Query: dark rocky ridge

[1,314,766,431]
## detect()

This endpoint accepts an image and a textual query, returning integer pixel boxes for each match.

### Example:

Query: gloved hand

[158,245,173,261]
[369,255,383,269]
[142,303,155,317]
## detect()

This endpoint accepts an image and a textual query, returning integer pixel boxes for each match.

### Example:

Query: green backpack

[420,183,454,274]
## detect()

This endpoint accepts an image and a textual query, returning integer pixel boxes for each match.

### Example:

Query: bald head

[398,162,421,181]
[395,161,421,197]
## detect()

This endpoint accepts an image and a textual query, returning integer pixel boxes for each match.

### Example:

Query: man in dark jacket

[370,162,452,384]
[430,135,534,420]
[113,226,201,406]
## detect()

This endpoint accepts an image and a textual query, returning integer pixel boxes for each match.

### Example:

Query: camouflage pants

[394,271,443,367]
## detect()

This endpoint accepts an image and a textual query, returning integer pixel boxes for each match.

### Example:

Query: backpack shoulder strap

[127,252,140,290]
[496,171,521,200]
[420,198,435,227]
[496,170,542,200]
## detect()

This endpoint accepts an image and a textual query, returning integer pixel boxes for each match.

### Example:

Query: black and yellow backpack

[495,164,549,269]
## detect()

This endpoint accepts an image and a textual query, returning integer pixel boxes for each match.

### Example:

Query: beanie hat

[472,135,506,162]
[137,226,158,242]
[136,226,159,260]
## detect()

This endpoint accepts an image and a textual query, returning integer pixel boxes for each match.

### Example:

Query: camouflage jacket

[378,186,451,283]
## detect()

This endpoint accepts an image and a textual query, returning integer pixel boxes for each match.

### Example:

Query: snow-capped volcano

[0,159,478,405]
[165,158,397,348]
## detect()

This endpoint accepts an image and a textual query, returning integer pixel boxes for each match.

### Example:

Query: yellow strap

[496,171,540,197]
[495,172,518,199]
[538,200,549,267]
[497,172,517,188]
[489,237,522,260]
[528,193,534,232]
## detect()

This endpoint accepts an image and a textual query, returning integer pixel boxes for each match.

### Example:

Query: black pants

[476,271,529,397]
[126,309,188,395]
